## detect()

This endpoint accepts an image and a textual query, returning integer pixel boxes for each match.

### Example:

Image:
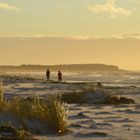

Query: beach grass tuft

[0,84,69,135]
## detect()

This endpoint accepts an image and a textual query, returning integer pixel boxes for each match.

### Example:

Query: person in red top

[46,69,50,81]
[58,70,62,82]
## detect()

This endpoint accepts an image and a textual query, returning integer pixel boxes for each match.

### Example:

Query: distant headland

[0,64,121,72]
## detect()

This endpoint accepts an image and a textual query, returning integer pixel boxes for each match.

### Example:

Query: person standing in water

[46,69,50,81]
[58,70,62,82]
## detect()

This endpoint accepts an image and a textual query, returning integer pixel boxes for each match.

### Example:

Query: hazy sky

[0,0,140,70]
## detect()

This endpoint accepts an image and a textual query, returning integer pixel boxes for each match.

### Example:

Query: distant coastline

[0,64,122,72]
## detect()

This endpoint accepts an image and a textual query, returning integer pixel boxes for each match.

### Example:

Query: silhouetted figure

[58,70,62,82]
[46,69,50,81]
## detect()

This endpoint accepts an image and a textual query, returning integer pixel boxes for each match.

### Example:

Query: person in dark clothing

[58,70,62,82]
[46,69,50,81]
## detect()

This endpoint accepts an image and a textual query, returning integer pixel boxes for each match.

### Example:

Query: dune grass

[0,80,69,135]
[0,96,69,134]
[27,96,69,133]
[61,89,135,105]
[0,123,34,140]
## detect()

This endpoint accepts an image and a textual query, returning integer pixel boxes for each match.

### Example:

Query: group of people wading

[46,69,62,82]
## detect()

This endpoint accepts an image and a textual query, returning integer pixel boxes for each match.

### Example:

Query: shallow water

[4,71,140,86]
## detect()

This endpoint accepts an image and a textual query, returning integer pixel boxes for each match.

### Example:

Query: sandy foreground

[0,73,140,140]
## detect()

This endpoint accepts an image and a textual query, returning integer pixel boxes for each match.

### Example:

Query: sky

[0,0,140,70]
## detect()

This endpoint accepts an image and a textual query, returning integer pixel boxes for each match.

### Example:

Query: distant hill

[0,64,120,72]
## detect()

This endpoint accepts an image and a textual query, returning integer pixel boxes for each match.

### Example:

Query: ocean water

[5,71,140,87]
[2,71,140,103]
